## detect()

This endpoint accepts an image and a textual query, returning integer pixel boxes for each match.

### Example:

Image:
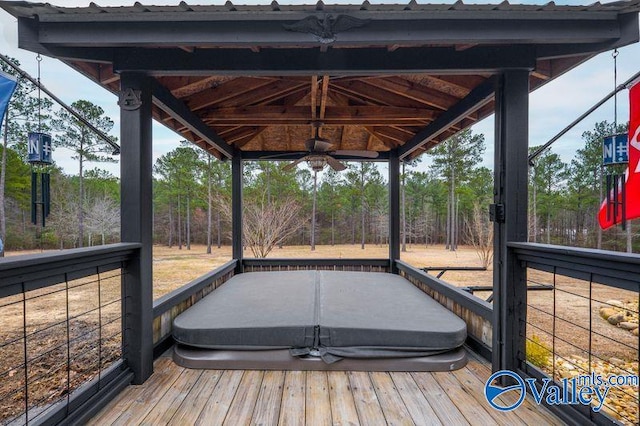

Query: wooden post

[232,154,243,273]
[492,70,530,374]
[389,151,401,272]
[119,72,153,384]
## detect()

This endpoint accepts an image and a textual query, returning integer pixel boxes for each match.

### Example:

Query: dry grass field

[153,243,491,298]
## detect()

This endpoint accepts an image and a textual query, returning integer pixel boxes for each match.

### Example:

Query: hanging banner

[0,70,18,133]
[599,81,640,229]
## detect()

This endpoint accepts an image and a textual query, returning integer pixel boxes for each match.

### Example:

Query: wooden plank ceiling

[79,63,534,158]
[162,73,490,153]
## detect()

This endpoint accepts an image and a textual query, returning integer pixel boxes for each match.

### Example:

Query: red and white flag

[599,81,640,229]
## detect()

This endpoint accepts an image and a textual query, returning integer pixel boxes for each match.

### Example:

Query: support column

[492,70,530,374]
[232,154,243,273]
[389,151,401,272]
[119,72,153,384]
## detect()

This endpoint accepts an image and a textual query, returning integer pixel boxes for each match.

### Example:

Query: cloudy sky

[2,0,640,177]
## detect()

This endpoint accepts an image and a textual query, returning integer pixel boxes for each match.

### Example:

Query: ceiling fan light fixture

[307,155,327,172]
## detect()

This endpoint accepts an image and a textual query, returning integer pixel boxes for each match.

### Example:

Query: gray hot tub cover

[173,270,467,362]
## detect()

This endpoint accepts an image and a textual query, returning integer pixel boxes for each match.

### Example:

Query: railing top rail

[508,242,640,292]
[0,242,141,270]
[242,258,390,266]
[0,243,141,294]
[508,242,640,265]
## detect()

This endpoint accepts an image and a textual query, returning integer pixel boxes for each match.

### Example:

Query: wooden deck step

[91,351,564,425]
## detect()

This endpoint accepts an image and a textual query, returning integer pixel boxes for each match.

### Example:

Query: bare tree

[85,196,120,245]
[464,202,493,268]
[48,198,80,249]
[222,195,304,258]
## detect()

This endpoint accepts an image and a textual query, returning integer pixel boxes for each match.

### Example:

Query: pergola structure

[1,1,639,424]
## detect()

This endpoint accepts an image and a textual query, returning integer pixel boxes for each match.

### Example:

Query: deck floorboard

[91,350,565,425]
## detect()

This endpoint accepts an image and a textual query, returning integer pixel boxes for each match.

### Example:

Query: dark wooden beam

[398,76,496,159]
[389,150,401,272]
[241,151,390,161]
[232,155,243,273]
[492,70,530,375]
[32,14,631,48]
[113,46,538,75]
[119,72,154,384]
[151,80,233,159]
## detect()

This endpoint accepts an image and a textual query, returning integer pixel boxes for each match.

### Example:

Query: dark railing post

[492,70,530,374]
[389,150,401,272]
[232,154,243,273]
[120,72,154,384]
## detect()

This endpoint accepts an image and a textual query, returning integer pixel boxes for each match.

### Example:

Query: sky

[2,0,640,177]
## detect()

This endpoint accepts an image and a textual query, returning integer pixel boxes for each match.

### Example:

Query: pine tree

[429,130,485,251]
[52,100,116,247]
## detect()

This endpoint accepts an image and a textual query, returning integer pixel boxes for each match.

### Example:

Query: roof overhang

[2,1,638,160]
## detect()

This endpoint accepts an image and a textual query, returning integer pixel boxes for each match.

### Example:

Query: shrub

[526,334,552,368]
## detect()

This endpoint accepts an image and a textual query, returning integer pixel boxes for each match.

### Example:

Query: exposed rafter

[151,81,233,159]
[399,76,497,159]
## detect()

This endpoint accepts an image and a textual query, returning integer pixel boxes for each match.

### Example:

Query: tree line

[150,130,493,258]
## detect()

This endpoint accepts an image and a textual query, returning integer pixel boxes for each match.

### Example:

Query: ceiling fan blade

[332,150,379,158]
[305,138,333,152]
[261,151,306,159]
[282,157,307,171]
[326,156,347,172]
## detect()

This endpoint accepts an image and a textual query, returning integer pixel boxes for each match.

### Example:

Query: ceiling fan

[282,125,379,172]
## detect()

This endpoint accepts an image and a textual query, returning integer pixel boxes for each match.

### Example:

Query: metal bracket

[489,203,505,223]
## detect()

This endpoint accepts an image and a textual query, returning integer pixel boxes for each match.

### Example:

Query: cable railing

[0,243,139,425]
[510,242,640,426]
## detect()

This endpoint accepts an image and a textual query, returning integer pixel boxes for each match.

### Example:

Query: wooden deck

[89,350,563,425]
